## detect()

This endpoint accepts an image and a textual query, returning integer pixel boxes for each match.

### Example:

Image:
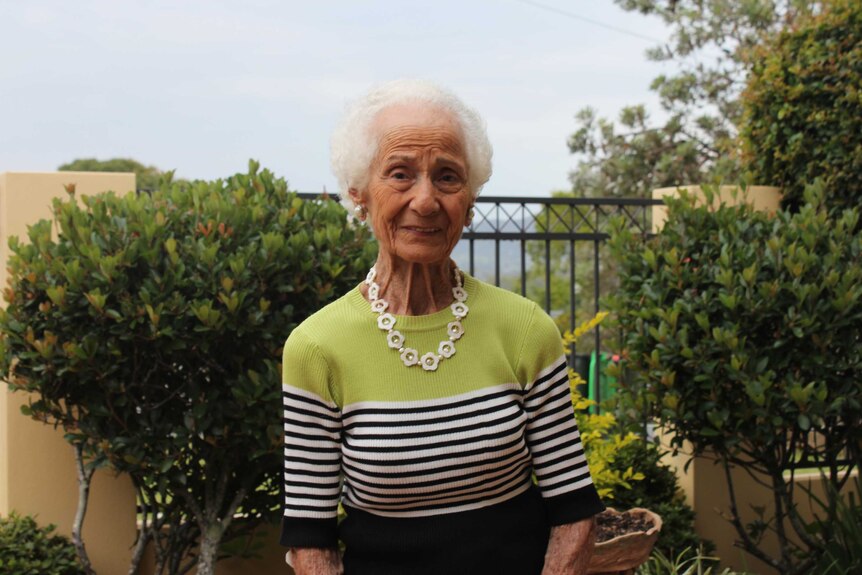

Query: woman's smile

[400,225,443,235]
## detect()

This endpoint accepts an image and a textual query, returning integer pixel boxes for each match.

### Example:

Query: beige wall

[661,440,858,575]
[0,172,138,575]
[651,185,782,231]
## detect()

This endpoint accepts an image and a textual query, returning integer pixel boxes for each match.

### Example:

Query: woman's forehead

[372,105,466,160]
[374,105,462,140]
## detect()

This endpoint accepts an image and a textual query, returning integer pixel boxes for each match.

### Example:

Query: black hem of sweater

[279,485,605,573]
[280,516,337,548]
[279,483,606,550]
[544,483,606,525]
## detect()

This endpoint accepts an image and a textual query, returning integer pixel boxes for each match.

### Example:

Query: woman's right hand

[290,547,344,575]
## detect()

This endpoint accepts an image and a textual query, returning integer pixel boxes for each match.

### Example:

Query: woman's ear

[348,187,361,205]
[349,188,367,220]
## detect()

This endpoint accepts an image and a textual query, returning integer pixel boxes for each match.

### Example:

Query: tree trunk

[72,444,97,575]
[196,528,220,575]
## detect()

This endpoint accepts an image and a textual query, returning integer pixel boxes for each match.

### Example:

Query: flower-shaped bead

[452,286,467,302]
[447,321,463,340]
[400,348,419,367]
[371,299,388,313]
[368,284,379,300]
[377,313,396,330]
[420,352,440,371]
[365,268,377,285]
[387,330,404,349]
[450,302,469,319]
[438,340,456,358]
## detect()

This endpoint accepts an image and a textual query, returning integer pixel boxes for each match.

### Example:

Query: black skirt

[339,486,550,575]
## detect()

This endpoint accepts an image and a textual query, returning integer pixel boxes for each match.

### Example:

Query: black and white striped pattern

[282,355,592,521]
[282,386,342,519]
[524,356,593,497]
[339,383,533,518]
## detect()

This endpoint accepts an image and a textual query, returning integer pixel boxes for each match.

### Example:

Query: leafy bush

[0,161,376,574]
[607,186,862,574]
[608,439,713,559]
[0,513,84,575]
[637,546,751,575]
[565,313,645,500]
[570,388,644,501]
[741,0,862,212]
[806,475,862,574]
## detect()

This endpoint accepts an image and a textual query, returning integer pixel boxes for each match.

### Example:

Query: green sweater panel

[282,273,565,407]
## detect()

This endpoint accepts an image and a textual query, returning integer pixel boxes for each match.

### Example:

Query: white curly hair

[330,79,493,212]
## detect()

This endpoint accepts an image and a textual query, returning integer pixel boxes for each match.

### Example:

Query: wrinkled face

[350,104,473,266]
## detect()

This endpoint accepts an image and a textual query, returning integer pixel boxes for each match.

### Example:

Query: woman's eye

[437,172,463,187]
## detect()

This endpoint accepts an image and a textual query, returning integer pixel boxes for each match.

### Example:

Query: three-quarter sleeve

[280,328,343,548]
[517,306,605,525]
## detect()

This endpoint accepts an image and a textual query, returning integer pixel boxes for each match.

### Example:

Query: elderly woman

[280,80,604,575]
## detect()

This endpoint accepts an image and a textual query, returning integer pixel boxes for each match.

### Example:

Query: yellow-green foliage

[561,311,607,354]
[564,313,644,500]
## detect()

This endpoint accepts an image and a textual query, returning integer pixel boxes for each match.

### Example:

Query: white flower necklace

[364,266,468,371]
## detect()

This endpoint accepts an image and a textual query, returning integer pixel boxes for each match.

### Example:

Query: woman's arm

[541,516,596,575]
[290,547,344,575]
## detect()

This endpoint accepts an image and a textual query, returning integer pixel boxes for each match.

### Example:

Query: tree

[58,158,166,191]
[0,161,376,574]
[569,0,822,199]
[741,0,862,212]
[534,2,823,366]
[607,186,862,573]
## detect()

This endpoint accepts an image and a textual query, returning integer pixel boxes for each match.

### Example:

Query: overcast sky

[1,0,672,197]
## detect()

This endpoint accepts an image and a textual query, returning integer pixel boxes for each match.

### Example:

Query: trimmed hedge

[607,185,862,572]
[0,162,376,573]
[741,0,862,212]
[0,513,84,575]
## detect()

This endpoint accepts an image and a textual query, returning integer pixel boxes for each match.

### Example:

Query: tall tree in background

[569,0,821,198]
[528,1,822,363]
[58,158,165,191]
[742,0,862,212]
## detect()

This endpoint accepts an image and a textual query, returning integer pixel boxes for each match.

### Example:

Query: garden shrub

[0,161,376,574]
[607,185,862,574]
[608,439,713,559]
[806,475,862,574]
[0,512,84,575]
[565,313,645,500]
[637,546,750,575]
[741,0,862,213]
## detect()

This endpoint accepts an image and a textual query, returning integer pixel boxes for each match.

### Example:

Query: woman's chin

[388,247,455,267]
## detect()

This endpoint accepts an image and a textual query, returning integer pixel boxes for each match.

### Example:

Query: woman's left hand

[541,517,596,575]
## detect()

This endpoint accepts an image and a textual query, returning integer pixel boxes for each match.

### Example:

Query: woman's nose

[410,177,439,216]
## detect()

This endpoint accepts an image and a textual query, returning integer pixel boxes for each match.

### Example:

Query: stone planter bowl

[587,507,663,575]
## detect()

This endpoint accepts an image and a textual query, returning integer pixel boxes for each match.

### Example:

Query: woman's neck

[364,256,458,316]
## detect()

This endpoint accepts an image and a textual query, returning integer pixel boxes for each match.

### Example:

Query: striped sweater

[280,274,604,571]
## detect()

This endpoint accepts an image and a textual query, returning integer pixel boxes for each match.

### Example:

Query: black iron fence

[461,195,659,327]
